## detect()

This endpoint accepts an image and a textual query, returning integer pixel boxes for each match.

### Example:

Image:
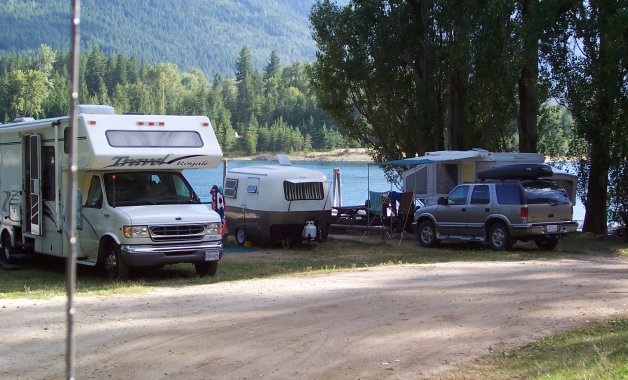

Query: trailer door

[29,135,42,235]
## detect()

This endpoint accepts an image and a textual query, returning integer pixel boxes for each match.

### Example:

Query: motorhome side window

[224,179,238,198]
[283,181,324,201]
[105,130,203,147]
[85,176,103,208]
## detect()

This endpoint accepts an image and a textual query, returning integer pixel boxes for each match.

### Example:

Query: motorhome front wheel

[1,233,14,263]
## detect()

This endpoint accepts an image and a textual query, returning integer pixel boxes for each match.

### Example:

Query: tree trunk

[448,68,467,150]
[582,135,609,234]
[517,0,538,153]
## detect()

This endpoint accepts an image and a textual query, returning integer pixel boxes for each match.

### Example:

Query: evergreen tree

[85,46,107,98]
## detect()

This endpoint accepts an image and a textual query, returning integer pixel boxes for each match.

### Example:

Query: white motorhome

[224,164,332,245]
[0,105,224,278]
[384,149,577,206]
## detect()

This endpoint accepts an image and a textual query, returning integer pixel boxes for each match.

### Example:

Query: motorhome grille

[283,181,324,201]
[149,224,206,241]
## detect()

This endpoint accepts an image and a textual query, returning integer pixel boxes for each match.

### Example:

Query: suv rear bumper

[510,221,578,238]
[120,241,223,266]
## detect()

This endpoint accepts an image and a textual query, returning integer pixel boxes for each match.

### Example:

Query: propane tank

[302,221,317,241]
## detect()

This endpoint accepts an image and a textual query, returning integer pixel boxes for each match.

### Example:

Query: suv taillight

[520,206,529,222]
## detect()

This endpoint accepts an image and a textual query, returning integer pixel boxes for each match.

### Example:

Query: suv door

[465,184,491,237]
[436,185,470,235]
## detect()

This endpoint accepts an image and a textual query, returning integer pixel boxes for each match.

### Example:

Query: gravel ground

[1,256,626,380]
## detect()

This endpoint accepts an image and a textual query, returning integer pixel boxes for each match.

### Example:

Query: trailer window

[105,130,203,147]
[224,179,238,198]
[284,181,324,201]
[437,164,458,194]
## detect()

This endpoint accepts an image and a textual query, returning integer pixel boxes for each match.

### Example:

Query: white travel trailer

[224,164,332,245]
[0,105,224,278]
[384,149,577,206]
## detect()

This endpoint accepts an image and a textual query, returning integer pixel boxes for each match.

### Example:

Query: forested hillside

[0,0,317,76]
[0,45,354,155]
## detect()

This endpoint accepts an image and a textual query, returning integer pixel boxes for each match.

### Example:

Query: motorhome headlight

[206,222,221,235]
[123,226,150,238]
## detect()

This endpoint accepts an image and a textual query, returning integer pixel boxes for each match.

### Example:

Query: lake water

[184,160,585,222]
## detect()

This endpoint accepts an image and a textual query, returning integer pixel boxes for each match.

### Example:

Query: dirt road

[1,256,627,380]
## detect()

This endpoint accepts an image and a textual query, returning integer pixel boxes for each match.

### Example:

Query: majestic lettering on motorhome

[106,155,208,168]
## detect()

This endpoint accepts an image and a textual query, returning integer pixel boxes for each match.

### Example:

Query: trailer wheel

[235,228,247,246]
[1,232,15,264]
[195,261,218,277]
[102,241,129,280]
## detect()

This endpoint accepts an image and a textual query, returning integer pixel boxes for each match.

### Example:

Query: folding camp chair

[394,192,415,245]
[362,191,392,241]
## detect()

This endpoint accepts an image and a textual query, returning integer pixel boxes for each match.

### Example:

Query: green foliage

[0,45,347,154]
[542,1,627,233]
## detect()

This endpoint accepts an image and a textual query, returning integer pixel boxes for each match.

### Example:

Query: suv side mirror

[437,197,448,206]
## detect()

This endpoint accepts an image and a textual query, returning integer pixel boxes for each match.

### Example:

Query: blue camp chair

[367,191,388,226]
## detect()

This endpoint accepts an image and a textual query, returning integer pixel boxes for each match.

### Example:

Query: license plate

[205,251,220,261]
[546,225,558,233]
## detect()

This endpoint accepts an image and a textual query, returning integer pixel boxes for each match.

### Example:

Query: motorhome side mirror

[63,127,70,154]
[437,197,448,206]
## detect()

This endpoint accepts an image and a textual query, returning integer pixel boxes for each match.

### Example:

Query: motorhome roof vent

[13,117,35,123]
[77,104,115,115]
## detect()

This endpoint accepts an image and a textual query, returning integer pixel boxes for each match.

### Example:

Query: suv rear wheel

[488,222,514,251]
[418,220,438,248]
[535,236,559,250]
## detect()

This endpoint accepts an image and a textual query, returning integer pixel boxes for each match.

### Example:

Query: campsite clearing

[1,245,626,379]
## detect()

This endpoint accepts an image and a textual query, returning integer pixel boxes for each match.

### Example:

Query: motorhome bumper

[119,241,223,266]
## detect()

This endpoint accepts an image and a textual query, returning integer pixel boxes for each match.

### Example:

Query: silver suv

[413,179,578,250]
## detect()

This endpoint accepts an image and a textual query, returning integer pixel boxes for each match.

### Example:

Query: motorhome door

[27,135,42,235]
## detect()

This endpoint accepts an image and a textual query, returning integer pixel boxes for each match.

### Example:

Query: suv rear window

[522,180,571,205]
[495,183,523,205]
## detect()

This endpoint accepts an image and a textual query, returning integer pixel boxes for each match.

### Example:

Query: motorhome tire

[489,222,514,251]
[1,232,14,263]
[235,229,247,246]
[418,221,438,248]
[195,261,218,276]
[102,242,129,280]
[535,236,559,250]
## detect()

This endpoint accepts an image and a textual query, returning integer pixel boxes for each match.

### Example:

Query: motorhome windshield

[103,171,200,207]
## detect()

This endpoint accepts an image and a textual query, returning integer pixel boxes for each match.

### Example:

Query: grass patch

[436,319,628,379]
[1,232,626,299]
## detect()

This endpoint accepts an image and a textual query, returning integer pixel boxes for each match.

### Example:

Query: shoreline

[226,148,373,162]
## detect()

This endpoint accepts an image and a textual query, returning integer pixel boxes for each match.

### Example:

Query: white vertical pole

[332,168,338,207]
[336,169,342,206]
[66,1,80,379]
